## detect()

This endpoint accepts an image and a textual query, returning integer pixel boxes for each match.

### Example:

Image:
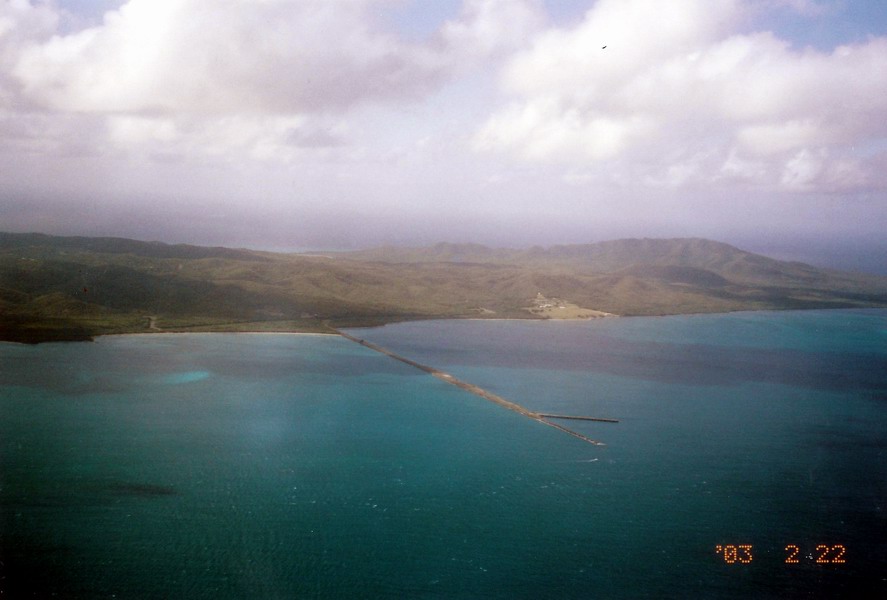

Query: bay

[1,310,885,598]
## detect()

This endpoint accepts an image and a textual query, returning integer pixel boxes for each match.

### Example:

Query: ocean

[1,310,885,598]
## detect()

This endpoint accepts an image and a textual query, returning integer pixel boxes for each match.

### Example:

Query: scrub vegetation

[2,232,886,343]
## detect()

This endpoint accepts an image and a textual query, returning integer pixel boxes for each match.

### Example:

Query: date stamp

[715,544,846,565]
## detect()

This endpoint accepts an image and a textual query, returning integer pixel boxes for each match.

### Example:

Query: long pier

[337,330,613,446]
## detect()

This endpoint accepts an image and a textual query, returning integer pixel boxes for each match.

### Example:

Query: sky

[1,0,886,272]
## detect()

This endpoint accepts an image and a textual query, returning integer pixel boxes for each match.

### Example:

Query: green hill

[2,232,886,343]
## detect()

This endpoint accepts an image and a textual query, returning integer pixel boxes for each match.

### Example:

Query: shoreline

[460,315,619,322]
[4,307,886,345]
[98,331,336,340]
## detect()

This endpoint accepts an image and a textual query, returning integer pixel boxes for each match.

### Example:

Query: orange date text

[715,544,846,564]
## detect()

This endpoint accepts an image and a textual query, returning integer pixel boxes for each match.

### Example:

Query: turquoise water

[1,311,885,598]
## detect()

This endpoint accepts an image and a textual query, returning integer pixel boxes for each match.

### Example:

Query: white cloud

[101,113,356,165]
[2,0,546,164]
[780,148,824,190]
[108,116,179,146]
[0,1,54,39]
[738,119,822,156]
[10,0,544,116]
[12,0,451,115]
[474,98,656,161]
[474,0,887,193]
[440,0,544,60]
[718,149,767,181]
[779,148,871,192]
[2,0,886,250]
[0,0,58,109]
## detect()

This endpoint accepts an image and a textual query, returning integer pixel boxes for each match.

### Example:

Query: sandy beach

[100,331,336,340]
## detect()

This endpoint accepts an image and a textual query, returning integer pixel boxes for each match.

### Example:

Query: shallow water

[1,310,885,598]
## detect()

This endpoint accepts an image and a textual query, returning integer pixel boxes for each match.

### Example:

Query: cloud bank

[1,0,885,257]
[14,0,451,114]
[474,0,887,193]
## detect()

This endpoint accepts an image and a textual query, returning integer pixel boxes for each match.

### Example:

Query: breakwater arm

[538,414,619,423]
[337,330,610,447]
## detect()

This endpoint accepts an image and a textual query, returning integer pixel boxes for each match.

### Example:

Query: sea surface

[1,310,885,598]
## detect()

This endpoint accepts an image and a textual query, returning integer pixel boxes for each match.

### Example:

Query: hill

[2,233,886,343]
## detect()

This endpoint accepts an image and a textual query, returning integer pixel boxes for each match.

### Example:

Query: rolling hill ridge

[2,232,886,343]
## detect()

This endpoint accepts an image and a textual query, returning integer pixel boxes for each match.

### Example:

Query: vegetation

[2,232,886,343]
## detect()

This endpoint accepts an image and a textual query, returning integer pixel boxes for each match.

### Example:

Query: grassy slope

[2,233,886,343]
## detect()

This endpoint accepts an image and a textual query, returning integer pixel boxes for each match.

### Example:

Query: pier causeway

[337,330,616,447]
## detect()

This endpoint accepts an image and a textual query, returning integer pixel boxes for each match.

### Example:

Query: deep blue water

[1,310,885,598]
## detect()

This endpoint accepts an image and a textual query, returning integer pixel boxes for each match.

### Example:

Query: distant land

[2,232,886,343]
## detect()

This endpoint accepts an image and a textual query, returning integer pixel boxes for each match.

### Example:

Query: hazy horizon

[2,1,886,273]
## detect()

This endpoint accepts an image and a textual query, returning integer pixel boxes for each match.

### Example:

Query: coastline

[7,306,887,345]
[98,331,336,340]
[462,315,619,322]
[0,327,337,345]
